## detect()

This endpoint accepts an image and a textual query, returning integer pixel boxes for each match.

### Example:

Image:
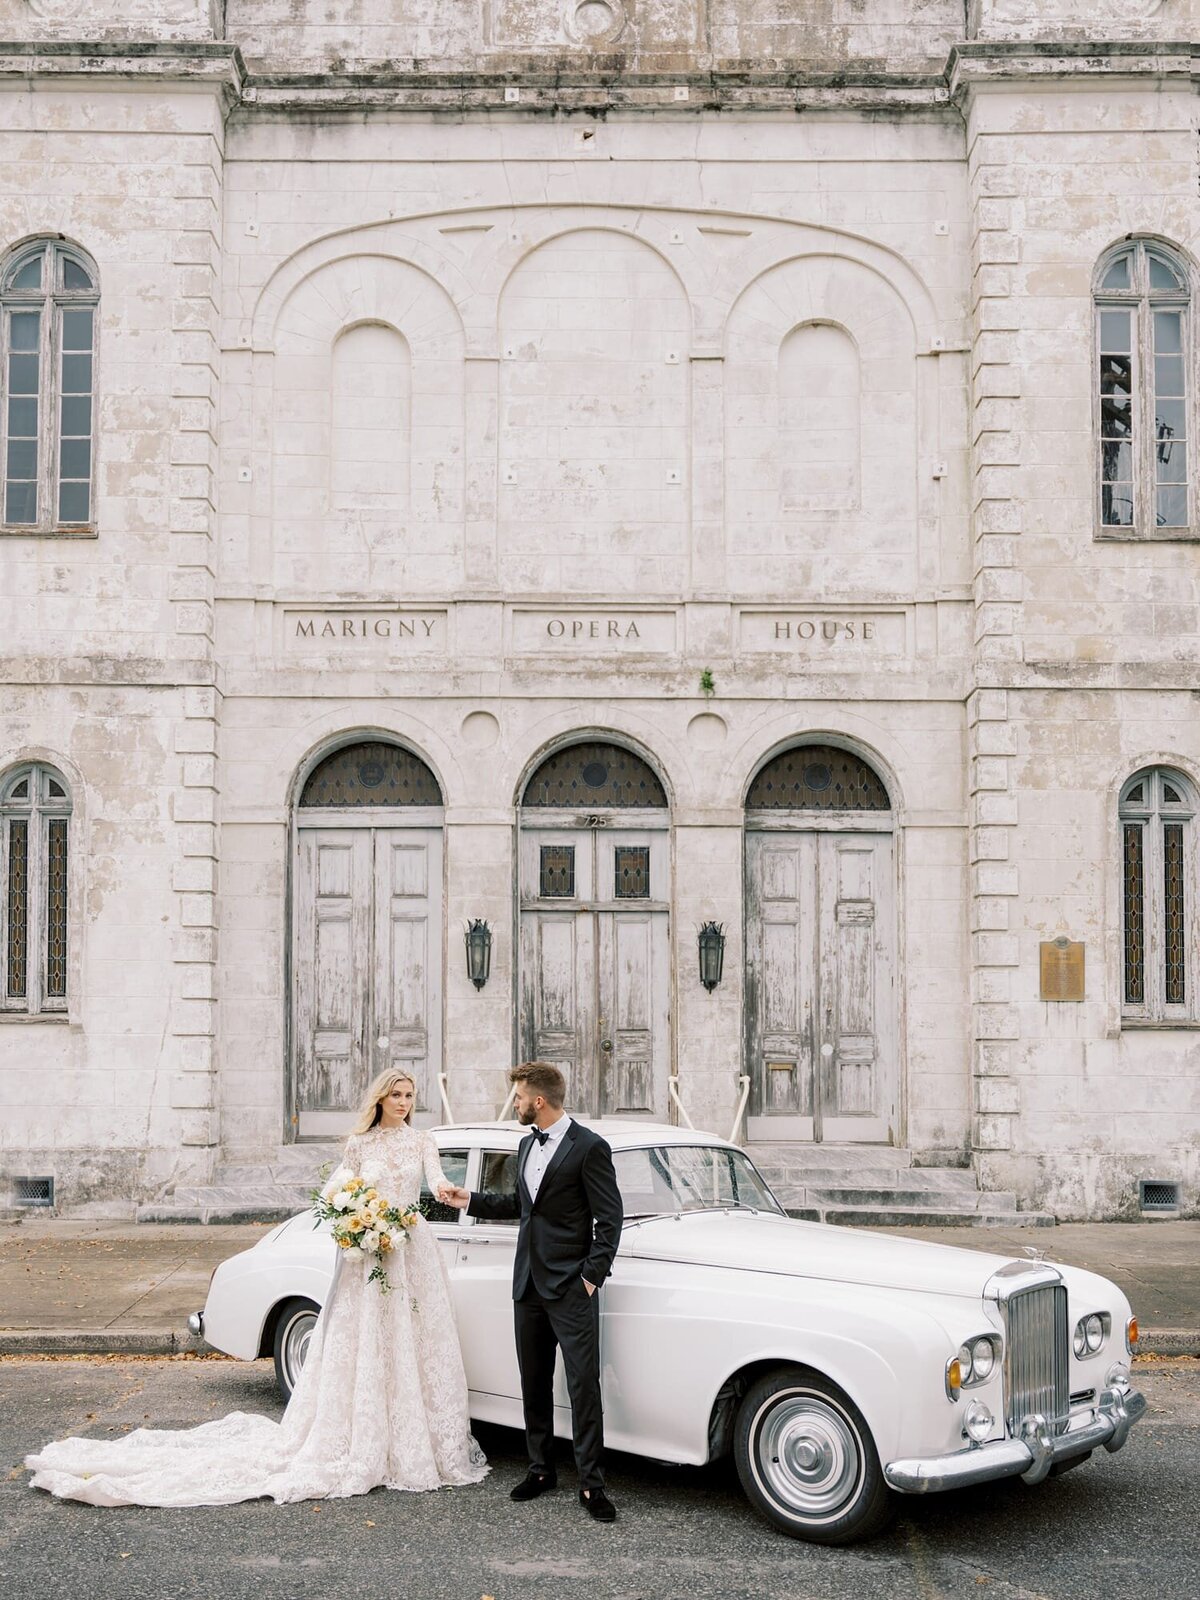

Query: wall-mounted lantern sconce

[464,920,492,991]
[697,921,726,993]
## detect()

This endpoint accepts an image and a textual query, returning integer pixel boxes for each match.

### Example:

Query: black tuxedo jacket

[467,1119,623,1300]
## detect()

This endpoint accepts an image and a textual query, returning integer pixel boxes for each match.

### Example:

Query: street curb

[1,1327,1197,1358]
[0,1330,208,1356]
[1134,1330,1200,1358]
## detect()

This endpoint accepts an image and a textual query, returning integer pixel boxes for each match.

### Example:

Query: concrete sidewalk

[0,1215,1197,1356]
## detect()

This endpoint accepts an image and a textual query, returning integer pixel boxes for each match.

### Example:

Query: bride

[26,1069,488,1506]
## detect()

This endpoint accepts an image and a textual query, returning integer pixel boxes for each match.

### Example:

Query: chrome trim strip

[884,1387,1147,1495]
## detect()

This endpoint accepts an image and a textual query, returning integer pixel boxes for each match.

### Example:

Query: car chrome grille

[1003,1283,1070,1436]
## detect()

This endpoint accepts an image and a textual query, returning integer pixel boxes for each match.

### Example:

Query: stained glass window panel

[614,846,650,899]
[747,744,890,811]
[539,845,576,898]
[1123,822,1145,1007]
[522,742,667,809]
[1164,822,1185,1006]
[299,741,443,807]
[6,819,28,998]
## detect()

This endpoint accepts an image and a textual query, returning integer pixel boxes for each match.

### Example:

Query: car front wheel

[272,1297,320,1401]
[734,1367,893,1544]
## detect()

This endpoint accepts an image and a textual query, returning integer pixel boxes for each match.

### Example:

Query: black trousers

[513,1278,604,1491]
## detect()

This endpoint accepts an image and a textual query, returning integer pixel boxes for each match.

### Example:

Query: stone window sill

[0,526,97,540]
[1120,1019,1200,1030]
[0,1012,71,1024]
[1095,527,1197,543]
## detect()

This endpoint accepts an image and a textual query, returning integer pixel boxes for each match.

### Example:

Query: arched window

[1120,767,1196,1021]
[521,741,667,809]
[299,740,442,807]
[2,239,97,532]
[1096,241,1190,535]
[746,743,890,812]
[2,763,71,1013]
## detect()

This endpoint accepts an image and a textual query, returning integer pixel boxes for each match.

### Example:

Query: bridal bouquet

[311,1176,420,1293]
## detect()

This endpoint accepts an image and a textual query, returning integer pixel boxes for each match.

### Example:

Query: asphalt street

[2,1355,1198,1600]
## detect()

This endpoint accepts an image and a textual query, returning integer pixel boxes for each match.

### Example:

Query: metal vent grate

[14,1175,54,1207]
[1139,1179,1180,1212]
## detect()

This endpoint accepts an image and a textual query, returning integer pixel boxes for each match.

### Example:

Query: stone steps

[136,1146,343,1224]
[747,1144,1054,1228]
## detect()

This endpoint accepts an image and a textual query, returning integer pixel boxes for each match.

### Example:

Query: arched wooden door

[744,744,897,1144]
[518,741,671,1120]
[291,740,443,1136]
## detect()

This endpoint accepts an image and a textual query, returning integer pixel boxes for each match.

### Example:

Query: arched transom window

[2,239,97,532]
[521,741,668,809]
[2,763,71,1013]
[1120,767,1197,1021]
[747,743,890,812]
[1096,241,1191,535]
[299,741,443,808]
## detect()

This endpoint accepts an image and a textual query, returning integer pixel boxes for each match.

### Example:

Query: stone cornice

[948,38,1200,100]
[0,39,245,99]
[0,36,1196,116]
[239,71,951,117]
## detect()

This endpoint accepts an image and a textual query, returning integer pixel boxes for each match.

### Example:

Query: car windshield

[613,1145,785,1219]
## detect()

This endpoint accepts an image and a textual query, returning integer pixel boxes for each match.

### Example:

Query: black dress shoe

[579,1488,617,1522]
[509,1471,557,1501]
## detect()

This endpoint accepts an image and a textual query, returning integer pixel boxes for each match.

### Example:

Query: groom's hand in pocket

[582,1279,597,1297]
[439,1185,471,1209]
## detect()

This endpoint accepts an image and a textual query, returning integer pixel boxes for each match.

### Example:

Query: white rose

[361,1229,380,1252]
[332,1190,352,1210]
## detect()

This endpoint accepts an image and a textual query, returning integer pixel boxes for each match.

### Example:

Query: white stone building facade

[1,0,1198,1219]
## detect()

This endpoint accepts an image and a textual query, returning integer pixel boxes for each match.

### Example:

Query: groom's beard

[516,1107,537,1126]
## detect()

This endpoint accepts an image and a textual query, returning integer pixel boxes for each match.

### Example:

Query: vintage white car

[191,1121,1146,1544]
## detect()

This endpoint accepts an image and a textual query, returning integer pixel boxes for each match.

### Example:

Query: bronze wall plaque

[1039,938,1085,1002]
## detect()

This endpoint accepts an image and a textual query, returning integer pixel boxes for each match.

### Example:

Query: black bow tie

[533,1128,550,1147]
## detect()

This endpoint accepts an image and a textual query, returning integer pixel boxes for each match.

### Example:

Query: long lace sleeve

[421,1131,450,1195]
[320,1134,362,1199]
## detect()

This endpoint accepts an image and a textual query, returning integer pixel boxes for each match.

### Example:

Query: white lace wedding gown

[26,1125,488,1506]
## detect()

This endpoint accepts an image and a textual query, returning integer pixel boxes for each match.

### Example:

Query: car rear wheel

[734,1367,893,1544]
[272,1297,320,1401]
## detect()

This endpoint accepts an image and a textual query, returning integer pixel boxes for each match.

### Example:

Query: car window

[478,1149,520,1226]
[613,1146,784,1217]
[420,1147,469,1225]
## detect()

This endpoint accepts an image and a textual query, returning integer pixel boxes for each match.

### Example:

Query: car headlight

[956,1335,1000,1390]
[1074,1312,1109,1358]
[964,1400,994,1443]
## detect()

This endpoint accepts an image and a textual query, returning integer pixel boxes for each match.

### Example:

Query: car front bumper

[884,1383,1147,1494]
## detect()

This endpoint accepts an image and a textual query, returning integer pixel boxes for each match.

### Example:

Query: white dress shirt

[522,1113,573,1204]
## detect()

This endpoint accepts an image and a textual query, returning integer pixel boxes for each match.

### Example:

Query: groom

[441,1061,623,1521]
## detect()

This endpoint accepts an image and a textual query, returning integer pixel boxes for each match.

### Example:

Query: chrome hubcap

[757,1395,861,1516]
[284,1313,317,1387]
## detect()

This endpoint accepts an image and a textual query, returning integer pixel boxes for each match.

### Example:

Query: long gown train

[26,1125,488,1506]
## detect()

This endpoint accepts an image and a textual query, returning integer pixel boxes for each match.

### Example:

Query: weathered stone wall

[0,64,233,1212]
[959,64,1200,1216]
[2,9,1199,1218]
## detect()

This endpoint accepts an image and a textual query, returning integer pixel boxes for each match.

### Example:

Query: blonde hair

[351,1068,418,1135]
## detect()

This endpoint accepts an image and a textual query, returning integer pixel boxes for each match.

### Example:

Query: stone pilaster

[167,109,226,1151]
[967,138,1024,1158]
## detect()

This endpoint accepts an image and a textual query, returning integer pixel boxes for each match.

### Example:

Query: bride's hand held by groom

[438,1185,471,1209]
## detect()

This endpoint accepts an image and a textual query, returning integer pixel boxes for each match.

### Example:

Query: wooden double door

[293,822,442,1137]
[745,828,896,1143]
[519,823,670,1120]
